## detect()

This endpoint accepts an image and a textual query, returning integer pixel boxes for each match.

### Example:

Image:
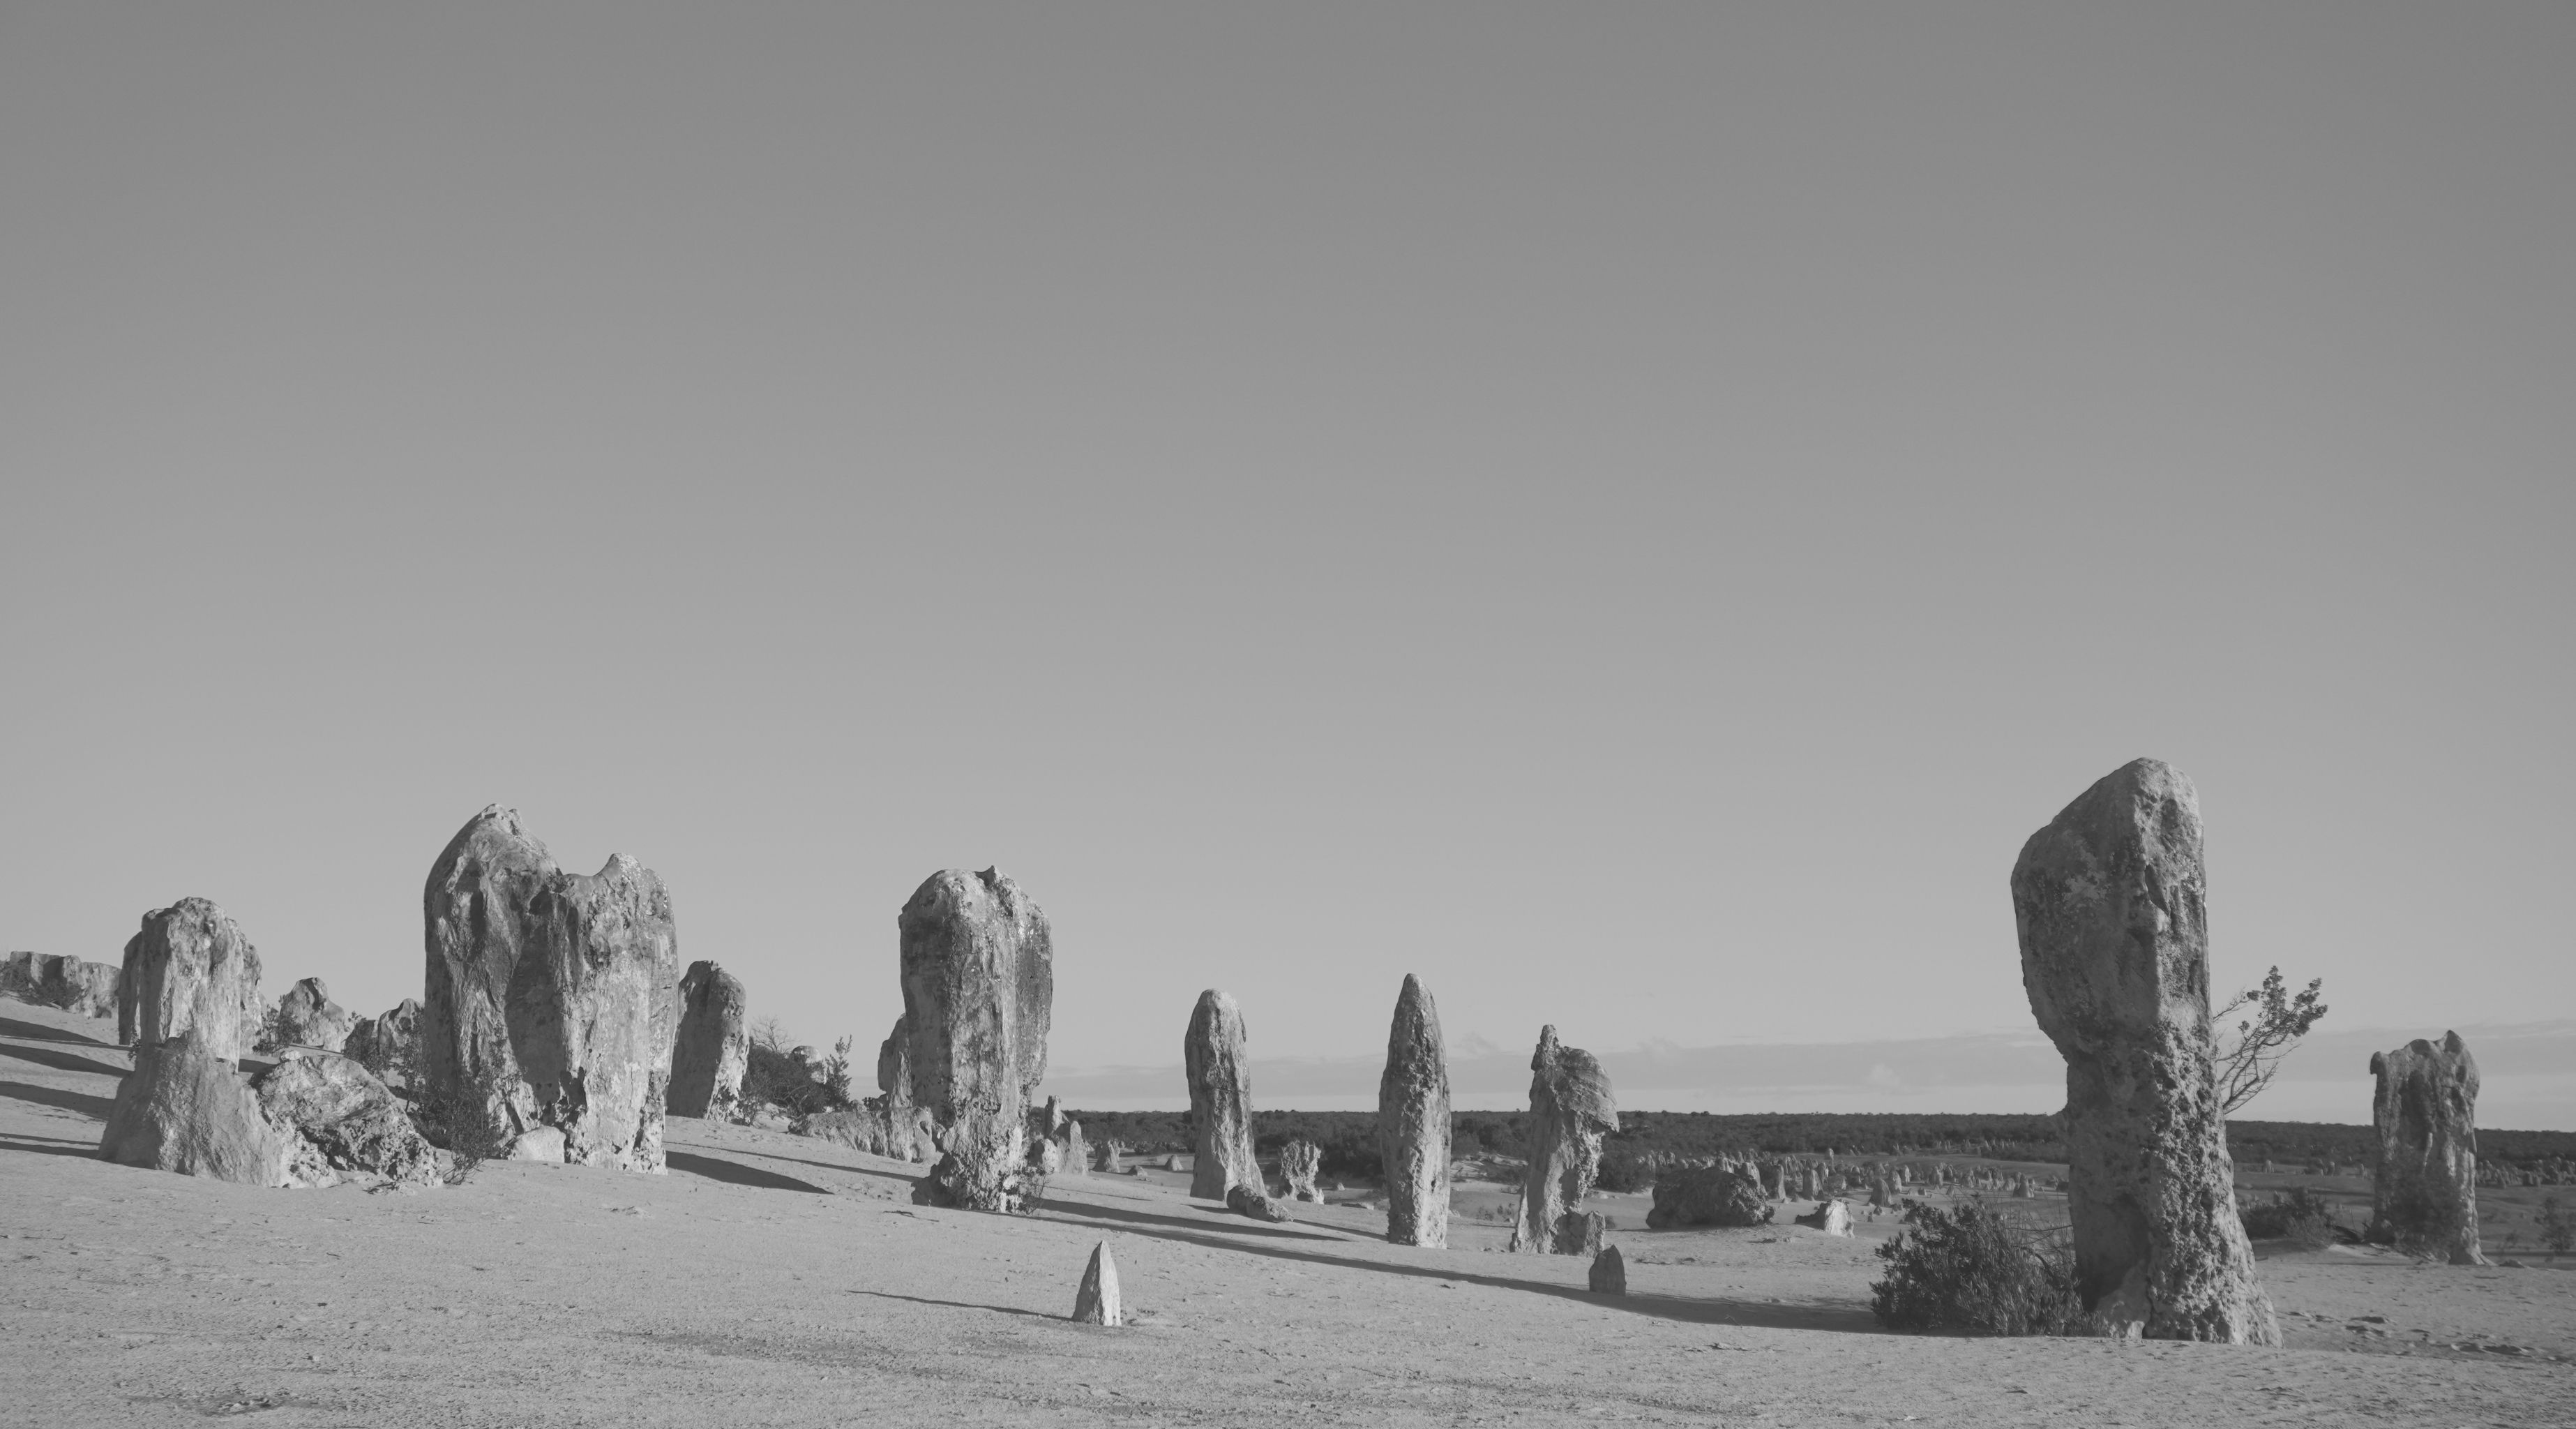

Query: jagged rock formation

[1072,1241,1122,1326]
[901,869,1053,1211]
[1378,974,1452,1247]
[1279,1138,1324,1203]
[2,951,121,1019]
[98,1028,294,1185]
[2369,1031,2485,1264]
[119,899,264,1060]
[419,806,679,1173]
[1646,1163,1775,1229]
[253,1051,443,1187]
[1185,989,1258,1202]
[1589,1243,1627,1295]
[871,1015,934,1160]
[271,977,359,1052]
[1509,1026,1619,1254]
[1226,1183,1290,1222]
[668,960,749,1118]
[2014,758,2278,1345]
[1795,1198,1853,1235]
[343,998,423,1072]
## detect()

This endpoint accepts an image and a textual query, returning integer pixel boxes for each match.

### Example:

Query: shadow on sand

[665,1151,834,1195]
[0,1015,117,1047]
[848,1289,1054,1320]
[0,1043,132,1079]
[0,1080,116,1120]
[0,1130,102,1160]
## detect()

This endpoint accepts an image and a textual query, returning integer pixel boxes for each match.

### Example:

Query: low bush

[2239,1186,2342,1249]
[1869,1198,2086,1336]
[410,1059,509,1181]
[1595,1148,1655,1194]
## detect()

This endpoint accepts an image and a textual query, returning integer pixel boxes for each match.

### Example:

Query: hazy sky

[5,5,2570,1103]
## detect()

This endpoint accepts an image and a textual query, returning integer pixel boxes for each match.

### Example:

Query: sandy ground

[4,999,2570,1428]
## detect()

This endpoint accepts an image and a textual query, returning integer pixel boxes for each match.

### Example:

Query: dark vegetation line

[1064,1109,2576,1183]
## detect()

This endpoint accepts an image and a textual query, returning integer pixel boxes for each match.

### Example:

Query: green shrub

[411,1058,509,1181]
[1869,1198,2086,1336]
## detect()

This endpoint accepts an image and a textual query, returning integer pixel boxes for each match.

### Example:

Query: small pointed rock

[1072,1241,1122,1326]
[1589,1243,1627,1296]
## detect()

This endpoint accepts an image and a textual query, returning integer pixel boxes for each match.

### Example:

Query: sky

[4,5,2570,1123]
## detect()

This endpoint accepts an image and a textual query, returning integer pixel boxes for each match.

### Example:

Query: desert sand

[4,1000,2570,1428]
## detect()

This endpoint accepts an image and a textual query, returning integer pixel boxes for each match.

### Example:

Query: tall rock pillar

[119,899,264,1061]
[900,868,1054,1211]
[668,960,750,1118]
[1511,1025,1618,1254]
[2013,758,2277,1344]
[1184,989,1258,1201]
[1378,974,1452,1247]
[2368,1031,2485,1264]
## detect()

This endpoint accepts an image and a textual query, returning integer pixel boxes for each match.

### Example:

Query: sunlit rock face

[1184,989,1258,1202]
[1378,975,1451,1246]
[2013,758,2277,1345]
[1510,1024,1618,1255]
[119,899,264,1061]
[900,868,1053,1211]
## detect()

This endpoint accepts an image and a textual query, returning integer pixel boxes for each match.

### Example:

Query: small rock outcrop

[1646,1163,1774,1229]
[1509,1026,1618,1254]
[1795,1198,1853,1236]
[1184,990,1258,1202]
[271,977,359,1052]
[2014,758,2278,1345]
[1378,974,1452,1248]
[901,869,1054,1211]
[251,1051,443,1187]
[1072,1241,1122,1326]
[3,951,121,1019]
[872,1015,933,1161]
[342,998,423,1072]
[2368,1031,2485,1264]
[1589,1243,1627,1295]
[420,806,681,1172]
[1226,1183,1290,1223]
[119,899,264,1060]
[668,960,749,1118]
[98,1028,293,1185]
[1279,1138,1325,1203]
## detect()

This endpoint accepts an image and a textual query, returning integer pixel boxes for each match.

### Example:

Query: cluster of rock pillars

[12,758,2500,1344]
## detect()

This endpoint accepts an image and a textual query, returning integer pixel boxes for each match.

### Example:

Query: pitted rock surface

[1378,974,1452,1247]
[421,806,555,1128]
[1185,989,1258,1201]
[901,868,1053,1211]
[2370,1031,2485,1264]
[272,976,359,1052]
[1279,1138,1324,1203]
[668,960,749,1118]
[119,899,265,1060]
[1510,1025,1618,1254]
[2014,758,2277,1345]
[252,1051,444,1186]
[1226,1183,1290,1223]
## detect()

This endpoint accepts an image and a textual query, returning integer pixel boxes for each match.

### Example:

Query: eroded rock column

[901,868,1054,1211]
[1511,1025,1619,1255]
[421,806,555,1130]
[2013,758,2277,1344]
[1378,974,1452,1247]
[2369,1031,2485,1264]
[1185,989,1258,1201]
[668,960,749,1118]
[515,853,681,1171]
[119,899,264,1061]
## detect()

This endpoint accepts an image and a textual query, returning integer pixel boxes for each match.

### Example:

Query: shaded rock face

[2013,758,2277,1345]
[1589,1243,1627,1296]
[1646,1164,1774,1229]
[1072,1241,1122,1326]
[1510,1026,1619,1254]
[344,998,423,1072]
[1795,1198,1853,1236]
[1279,1139,1324,1203]
[119,899,264,1060]
[98,1028,294,1185]
[667,960,749,1118]
[3,951,121,1019]
[1226,1183,1290,1223]
[871,1015,933,1160]
[273,977,359,1053]
[1185,990,1258,1202]
[251,1051,443,1188]
[900,869,1053,1211]
[1378,974,1452,1248]
[419,806,680,1174]
[2369,1032,2485,1264]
